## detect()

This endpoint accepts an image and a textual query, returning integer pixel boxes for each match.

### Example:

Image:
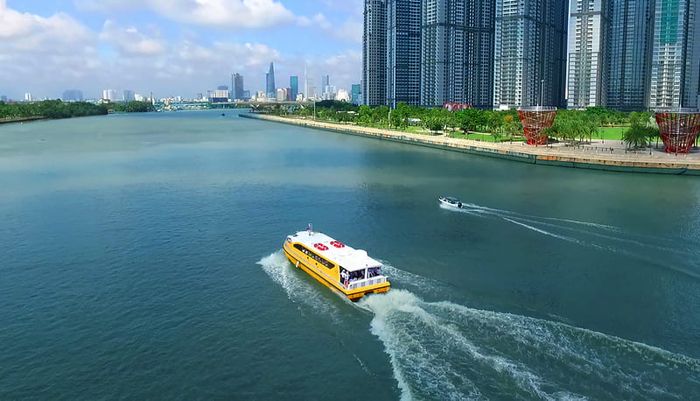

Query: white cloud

[296,13,362,44]
[0,0,100,97]
[0,0,91,45]
[297,13,332,30]
[0,1,360,99]
[100,20,166,56]
[77,0,296,29]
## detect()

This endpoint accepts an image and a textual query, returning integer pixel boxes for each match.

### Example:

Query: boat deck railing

[346,276,387,290]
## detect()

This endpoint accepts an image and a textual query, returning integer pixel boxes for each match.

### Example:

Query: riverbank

[0,116,48,125]
[241,113,700,176]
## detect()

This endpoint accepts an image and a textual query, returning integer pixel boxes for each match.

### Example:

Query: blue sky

[0,0,363,99]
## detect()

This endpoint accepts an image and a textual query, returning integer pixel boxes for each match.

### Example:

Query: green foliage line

[0,100,155,121]
[260,101,655,144]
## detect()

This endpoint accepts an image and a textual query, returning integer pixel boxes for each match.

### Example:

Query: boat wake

[257,252,349,321]
[258,252,700,400]
[441,202,700,280]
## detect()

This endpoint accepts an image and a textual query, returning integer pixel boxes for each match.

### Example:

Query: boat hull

[282,243,390,301]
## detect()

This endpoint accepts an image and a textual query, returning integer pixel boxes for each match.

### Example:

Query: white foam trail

[444,202,700,278]
[380,261,450,295]
[514,215,700,258]
[259,253,700,399]
[459,202,619,232]
[501,217,700,280]
[361,290,700,401]
[257,251,343,320]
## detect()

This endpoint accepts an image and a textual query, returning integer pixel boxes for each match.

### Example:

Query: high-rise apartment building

[566,0,610,109]
[606,0,654,111]
[123,90,135,102]
[421,0,469,107]
[363,0,388,105]
[387,0,421,107]
[290,76,299,101]
[102,89,117,102]
[233,73,245,100]
[266,63,276,99]
[62,89,83,102]
[464,0,496,108]
[648,0,700,109]
[493,0,568,109]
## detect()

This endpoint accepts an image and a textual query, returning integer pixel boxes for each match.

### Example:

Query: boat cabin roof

[288,231,382,272]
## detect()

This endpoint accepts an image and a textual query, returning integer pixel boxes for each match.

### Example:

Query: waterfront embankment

[241,113,700,175]
[0,116,47,125]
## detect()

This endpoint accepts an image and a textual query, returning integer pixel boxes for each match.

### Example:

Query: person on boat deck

[340,269,349,286]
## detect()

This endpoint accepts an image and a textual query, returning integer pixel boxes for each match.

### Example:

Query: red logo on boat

[330,240,345,248]
[314,243,329,251]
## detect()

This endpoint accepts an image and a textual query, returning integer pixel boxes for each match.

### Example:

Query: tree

[357,105,372,126]
[623,124,658,149]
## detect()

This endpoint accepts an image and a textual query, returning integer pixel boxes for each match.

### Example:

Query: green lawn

[596,126,628,141]
[449,131,525,143]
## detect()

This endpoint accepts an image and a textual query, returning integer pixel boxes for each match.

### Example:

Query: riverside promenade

[241,113,700,176]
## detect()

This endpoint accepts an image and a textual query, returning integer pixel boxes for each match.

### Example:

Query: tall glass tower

[233,73,244,100]
[493,0,568,109]
[266,63,276,99]
[649,0,700,109]
[363,0,388,106]
[387,0,422,107]
[290,76,299,101]
[566,0,610,109]
[606,0,654,111]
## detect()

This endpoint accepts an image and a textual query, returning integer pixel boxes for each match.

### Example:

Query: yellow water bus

[283,228,390,301]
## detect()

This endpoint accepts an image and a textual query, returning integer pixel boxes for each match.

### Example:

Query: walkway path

[241,113,700,176]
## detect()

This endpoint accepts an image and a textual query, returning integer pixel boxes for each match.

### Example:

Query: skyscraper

[464,0,496,108]
[62,89,83,102]
[363,0,388,105]
[606,0,654,111]
[123,90,135,101]
[102,89,117,102]
[233,73,245,100]
[566,0,610,109]
[266,62,276,99]
[421,0,464,106]
[322,75,333,99]
[493,0,568,109]
[290,76,299,101]
[352,84,363,105]
[648,0,700,109]
[387,0,421,107]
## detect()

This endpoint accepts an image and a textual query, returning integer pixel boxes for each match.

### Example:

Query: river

[1,110,699,400]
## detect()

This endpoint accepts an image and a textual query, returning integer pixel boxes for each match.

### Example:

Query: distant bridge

[156,101,314,112]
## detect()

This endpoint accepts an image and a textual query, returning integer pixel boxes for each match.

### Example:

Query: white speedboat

[439,196,463,209]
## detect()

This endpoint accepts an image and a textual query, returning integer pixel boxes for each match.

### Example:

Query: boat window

[349,270,365,281]
[294,244,334,269]
[367,267,382,278]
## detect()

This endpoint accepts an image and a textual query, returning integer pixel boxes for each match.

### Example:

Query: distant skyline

[0,0,362,99]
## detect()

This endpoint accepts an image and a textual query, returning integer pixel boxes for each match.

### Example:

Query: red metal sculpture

[517,107,557,145]
[655,110,700,154]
